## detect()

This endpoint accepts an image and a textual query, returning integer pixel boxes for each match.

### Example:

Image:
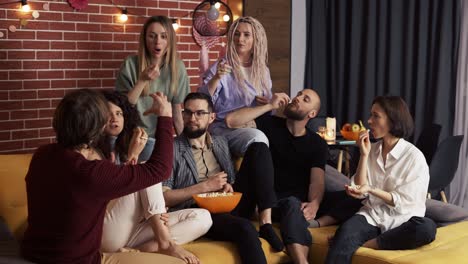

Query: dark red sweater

[21,117,174,264]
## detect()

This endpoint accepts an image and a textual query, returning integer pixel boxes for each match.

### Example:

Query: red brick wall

[0,0,227,153]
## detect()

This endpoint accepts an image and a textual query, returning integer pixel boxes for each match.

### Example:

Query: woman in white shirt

[325,96,437,263]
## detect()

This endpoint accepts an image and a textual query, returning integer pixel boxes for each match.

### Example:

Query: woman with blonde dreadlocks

[116,16,189,161]
[199,16,272,156]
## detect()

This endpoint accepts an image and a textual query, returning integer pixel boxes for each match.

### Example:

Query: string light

[106,0,232,31]
[172,19,179,30]
[21,0,30,12]
[119,8,128,22]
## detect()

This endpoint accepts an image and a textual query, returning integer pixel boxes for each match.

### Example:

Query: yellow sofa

[1,154,468,264]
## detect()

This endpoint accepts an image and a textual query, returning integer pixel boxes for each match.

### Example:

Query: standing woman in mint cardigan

[116,16,189,160]
[21,89,182,264]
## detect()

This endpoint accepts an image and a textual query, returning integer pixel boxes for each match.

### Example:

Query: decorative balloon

[192,0,232,37]
[68,0,88,10]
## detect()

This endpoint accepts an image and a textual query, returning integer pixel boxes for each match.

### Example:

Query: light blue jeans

[210,126,269,157]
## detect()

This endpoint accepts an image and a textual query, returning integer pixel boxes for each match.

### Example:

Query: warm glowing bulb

[120,9,128,22]
[223,14,230,22]
[172,22,179,30]
[21,4,30,12]
[120,14,128,22]
[214,2,221,9]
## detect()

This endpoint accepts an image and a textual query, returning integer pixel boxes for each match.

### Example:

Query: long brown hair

[138,16,179,97]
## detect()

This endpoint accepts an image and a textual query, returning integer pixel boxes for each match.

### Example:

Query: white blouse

[351,138,429,233]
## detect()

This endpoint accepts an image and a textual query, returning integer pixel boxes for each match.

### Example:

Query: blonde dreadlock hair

[138,16,179,97]
[226,16,270,104]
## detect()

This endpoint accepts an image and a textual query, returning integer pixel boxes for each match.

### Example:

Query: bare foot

[158,243,200,264]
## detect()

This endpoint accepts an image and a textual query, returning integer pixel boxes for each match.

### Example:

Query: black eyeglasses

[182,109,211,119]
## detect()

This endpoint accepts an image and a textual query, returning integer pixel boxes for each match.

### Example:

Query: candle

[325,117,336,141]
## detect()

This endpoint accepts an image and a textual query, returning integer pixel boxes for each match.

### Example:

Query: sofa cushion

[0,154,32,241]
[425,199,468,227]
[182,236,290,264]
[308,221,468,263]
[0,217,13,241]
[325,164,350,192]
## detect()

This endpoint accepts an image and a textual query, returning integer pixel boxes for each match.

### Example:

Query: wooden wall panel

[244,0,291,95]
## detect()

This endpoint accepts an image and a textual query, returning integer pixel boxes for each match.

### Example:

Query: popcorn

[198,192,234,198]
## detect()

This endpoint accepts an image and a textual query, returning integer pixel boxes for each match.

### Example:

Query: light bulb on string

[21,0,30,12]
[172,19,179,30]
[223,14,230,22]
[207,4,219,21]
[119,8,128,22]
[214,2,221,9]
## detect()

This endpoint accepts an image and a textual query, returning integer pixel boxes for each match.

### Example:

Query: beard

[284,104,308,121]
[183,125,208,139]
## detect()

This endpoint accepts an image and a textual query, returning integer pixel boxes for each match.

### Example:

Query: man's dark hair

[183,92,214,112]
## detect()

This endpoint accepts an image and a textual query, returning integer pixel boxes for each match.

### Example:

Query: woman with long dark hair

[98,92,210,264]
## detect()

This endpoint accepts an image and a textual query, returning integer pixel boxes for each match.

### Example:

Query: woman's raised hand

[215,59,232,79]
[143,92,172,117]
[345,184,370,199]
[126,127,148,165]
[141,57,163,81]
[357,129,371,157]
[139,63,161,82]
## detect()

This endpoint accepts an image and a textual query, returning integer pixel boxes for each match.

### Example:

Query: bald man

[226,89,361,264]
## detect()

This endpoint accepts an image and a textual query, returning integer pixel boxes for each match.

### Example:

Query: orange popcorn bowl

[192,192,242,213]
[340,130,360,141]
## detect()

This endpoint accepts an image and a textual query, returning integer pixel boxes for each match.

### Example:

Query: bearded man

[162,92,284,264]
[225,89,362,264]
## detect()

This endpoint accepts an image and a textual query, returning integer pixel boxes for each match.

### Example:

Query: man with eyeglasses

[162,92,284,264]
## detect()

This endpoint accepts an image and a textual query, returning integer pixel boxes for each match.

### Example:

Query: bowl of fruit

[192,192,242,213]
[341,121,366,141]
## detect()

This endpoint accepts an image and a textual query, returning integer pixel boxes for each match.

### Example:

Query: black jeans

[232,142,277,218]
[205,213,267,264]
[326,215,437,264]
[316,191,364,222]
[204,143,276,264]
[270,191,363,247]
[272,196,312,246]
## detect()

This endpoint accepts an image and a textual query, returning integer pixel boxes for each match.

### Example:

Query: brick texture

[0,0,231,153]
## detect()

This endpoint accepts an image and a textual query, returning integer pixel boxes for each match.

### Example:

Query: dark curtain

[305,0,460,142]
